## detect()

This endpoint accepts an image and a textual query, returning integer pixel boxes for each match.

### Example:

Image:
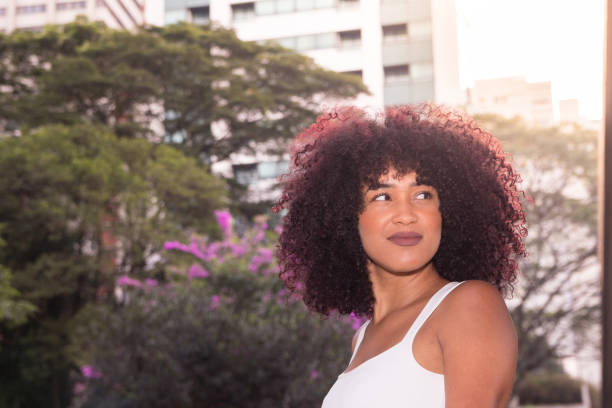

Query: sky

[455,0,605,120]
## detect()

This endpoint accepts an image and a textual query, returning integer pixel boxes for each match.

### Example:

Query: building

[559,98,580,124]
[0,0,162,32]
[467,76,554,127]
[164,0,464,201]
[166,0,462,107]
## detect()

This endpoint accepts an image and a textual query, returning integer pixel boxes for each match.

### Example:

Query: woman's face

[358,169,442,275]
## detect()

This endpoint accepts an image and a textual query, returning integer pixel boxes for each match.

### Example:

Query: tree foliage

[0,17,366,406]
[476,115,599,389]
[0,18,367,161]
[0,124,225,407]
[71,215,357,408]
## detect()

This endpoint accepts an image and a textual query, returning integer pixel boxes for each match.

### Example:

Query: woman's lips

[387,232,423,246]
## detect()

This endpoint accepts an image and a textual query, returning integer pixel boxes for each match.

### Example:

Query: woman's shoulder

[436,281,517,403]
[446,279,507,310]
[437,280,514,336]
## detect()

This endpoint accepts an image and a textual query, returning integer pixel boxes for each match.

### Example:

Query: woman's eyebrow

[366,181,420,190]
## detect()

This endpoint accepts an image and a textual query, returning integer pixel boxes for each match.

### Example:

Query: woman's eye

[373,193,390,201]
[415,191,433,200]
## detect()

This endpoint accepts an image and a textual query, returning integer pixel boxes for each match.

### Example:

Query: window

[57,1,87,11]
[255,0,276,15]
[384,64,410,82]
[234,161,289,185]
[296,34,316,51]
[189,6,209,25]
[276,0,294,13]
[276,32,335,51]
[494,96,508,104]
[276,37,297,49]
[315,0,335,7]
[338,30,361,48]
[410,62,433,79]
[233,163,259,185]
[258,161,289,179]
[16,4,46,14]
[232,2,255,21]
[296,0,315,11]
[383,24,408,42]
[253,0,335,15]
[409,21,432,38]
[317,32,336,49]
[165,9,186,24]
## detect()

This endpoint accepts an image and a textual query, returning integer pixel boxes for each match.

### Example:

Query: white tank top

[321,281,465,408]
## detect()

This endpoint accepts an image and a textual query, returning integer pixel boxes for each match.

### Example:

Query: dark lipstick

[387,232,422,246]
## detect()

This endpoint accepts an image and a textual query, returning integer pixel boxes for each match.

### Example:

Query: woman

[274,104,527,407]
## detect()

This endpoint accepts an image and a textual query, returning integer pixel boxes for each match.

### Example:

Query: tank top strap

[403,281,465,344]
[348,319,371,365]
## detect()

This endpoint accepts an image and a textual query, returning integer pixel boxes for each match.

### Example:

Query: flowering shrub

[71,211,359,408]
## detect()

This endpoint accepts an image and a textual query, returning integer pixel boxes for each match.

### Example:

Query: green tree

[71,215,357,408]
[0,18,367,161]
[0,124,225,407]
[475,115,599,390]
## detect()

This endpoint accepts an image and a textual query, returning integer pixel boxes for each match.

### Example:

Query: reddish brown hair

[275,104,527,317]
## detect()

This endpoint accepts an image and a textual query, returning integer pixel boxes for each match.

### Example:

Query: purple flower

[248,248,274,274]
[145,278,158,287]
[188,263,210,279]
[348,312,363,330]
[310,369,319,379]
[163,241,189,252]
[214,210,232,238]
[227,242,246,257]
[117,275,142,287]
[274,225,283,234]
[187,241,207,260]
[253,229,265,243]
[207,242,221,260]
[81,365,101,379]
[210,295,221,310]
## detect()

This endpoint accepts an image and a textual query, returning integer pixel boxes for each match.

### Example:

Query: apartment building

[166,0,462,107]
[165,0,463,202]
[467,76,554,127]
[0,0,159,32]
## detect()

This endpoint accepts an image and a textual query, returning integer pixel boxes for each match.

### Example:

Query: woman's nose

[391,200,417,224]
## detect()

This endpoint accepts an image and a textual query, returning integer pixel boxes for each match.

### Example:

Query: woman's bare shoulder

[436,279,516,348]
[444,280,508,314]
[437,280,518,405]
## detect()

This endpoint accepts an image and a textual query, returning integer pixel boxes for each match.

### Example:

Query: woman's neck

[368,262,448,324]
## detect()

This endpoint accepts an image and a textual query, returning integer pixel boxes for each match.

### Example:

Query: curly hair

[274,104,527,317]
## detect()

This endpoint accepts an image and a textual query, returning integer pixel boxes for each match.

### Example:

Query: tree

[475,115,600,389]
[71,214,358,408]
[0,18,366,405]
[0,18,367,162]
[0,124,226,407]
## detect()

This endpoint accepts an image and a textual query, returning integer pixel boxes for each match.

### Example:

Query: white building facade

[467,76,554,127]
[0,0,160,32]
[165,0,464,201]
[166,0,463,108]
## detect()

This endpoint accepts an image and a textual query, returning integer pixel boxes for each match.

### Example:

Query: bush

[71,212,359,407]
[516,372,582,404]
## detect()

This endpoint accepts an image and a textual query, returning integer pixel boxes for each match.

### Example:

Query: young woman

[274,104,527,407]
